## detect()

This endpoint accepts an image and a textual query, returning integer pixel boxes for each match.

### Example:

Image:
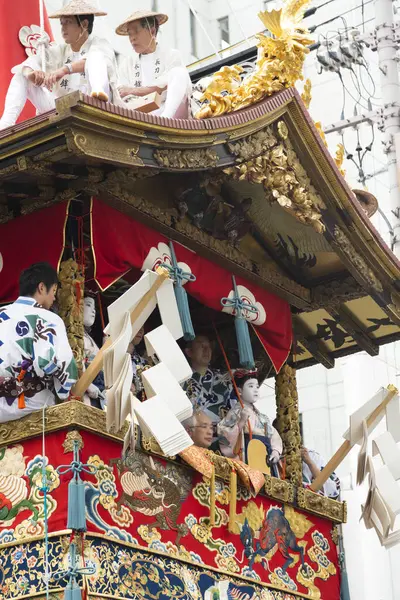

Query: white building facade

[43,1,400,598]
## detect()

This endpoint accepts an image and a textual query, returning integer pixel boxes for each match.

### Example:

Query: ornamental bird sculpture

[196,0,314,119]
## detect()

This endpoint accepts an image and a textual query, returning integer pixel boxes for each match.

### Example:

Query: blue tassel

[174,284,195,341]
[64,583,82,600]
[161,242,196,341]
[57,441,97,533]
[67,478,86,531]
[54,541,95,600]
[235,316,255,370]
[221,276,256,370]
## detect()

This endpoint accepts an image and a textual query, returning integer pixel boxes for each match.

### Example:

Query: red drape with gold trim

[91,198,292,373]
[0,202,69,303]
[0,0,52,122]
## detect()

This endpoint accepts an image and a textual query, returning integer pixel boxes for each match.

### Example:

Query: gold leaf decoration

[225,126,326,234]
[195,0,314,119]
[301,78,312,109]
[284,505,314,538]
[335,143,346,176]
[275,365,303,486]
[57,259,84,369]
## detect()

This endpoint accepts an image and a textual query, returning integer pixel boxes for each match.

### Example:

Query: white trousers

[0,73,55,129]
[119,66,192,119]
[85,50,111,100]
[0,51,110,129]
[153,66,192,119]
[0,394,55,423]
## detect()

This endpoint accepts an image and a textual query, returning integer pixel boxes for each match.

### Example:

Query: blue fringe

[174,284,195,341]
[67,479,86,531]
[64,583,81,600]
[235,316,255,370]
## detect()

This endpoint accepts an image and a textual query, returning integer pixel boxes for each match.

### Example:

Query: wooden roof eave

[285,92,400,324]
[1,89,400,335]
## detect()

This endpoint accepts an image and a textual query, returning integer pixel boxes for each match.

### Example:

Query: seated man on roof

[0,263,77,423]
[115,9,192,119]
[0,0,117,130]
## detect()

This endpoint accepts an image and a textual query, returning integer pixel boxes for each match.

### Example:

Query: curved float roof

[1,87,400,369]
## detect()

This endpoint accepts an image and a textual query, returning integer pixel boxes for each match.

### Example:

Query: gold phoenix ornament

[195,0,314,119]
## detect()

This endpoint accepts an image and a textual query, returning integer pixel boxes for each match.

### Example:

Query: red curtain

[91,198,292,372]
[0,0,52,122]
[0,202,69,303]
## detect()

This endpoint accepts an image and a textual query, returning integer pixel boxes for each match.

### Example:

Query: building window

[218,16,230,47]
[190,10,198,57]
[152,0,158,11]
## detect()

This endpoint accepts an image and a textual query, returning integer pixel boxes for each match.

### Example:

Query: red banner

[0,202,69,303]
[91,198,292,372]
[0,0,53,122]
[0,429,341,600]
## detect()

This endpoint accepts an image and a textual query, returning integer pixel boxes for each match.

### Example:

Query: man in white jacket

[115,10,192,119]
[0,0,116,130]
[0,262,77,423]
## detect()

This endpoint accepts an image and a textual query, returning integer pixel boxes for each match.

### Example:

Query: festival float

[1,2,400,600]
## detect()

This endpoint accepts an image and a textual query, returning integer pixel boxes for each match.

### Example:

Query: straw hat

[116,10,168,36]
[49,0,107,18]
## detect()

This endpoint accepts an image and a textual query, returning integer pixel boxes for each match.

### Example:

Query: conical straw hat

[116,10,168,36]
[49,0,107,18]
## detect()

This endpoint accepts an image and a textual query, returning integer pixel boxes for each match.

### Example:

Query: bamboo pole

[73,269,169,398]
[39,0,46,72]
[310,384,398,492]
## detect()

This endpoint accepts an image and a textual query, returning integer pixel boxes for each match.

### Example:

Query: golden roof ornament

[302,79,346,177]
[195,0,314,119]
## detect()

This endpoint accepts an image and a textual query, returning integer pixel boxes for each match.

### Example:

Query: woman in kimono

[218,370,283,477]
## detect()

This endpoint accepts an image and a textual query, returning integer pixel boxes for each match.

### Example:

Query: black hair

[76,14,94,34]
[184,334,211,351]
[140,16,159,35]
[19,262,58,297]
[234,372,259,388]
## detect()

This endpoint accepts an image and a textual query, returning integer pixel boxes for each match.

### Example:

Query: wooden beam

[310,384,398,492]
[3,182,39,198]
[329,306,379,356]
[293,316,335,369]
[73,269,169,397]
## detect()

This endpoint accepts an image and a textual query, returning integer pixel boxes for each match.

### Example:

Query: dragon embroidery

[111,454,192,544]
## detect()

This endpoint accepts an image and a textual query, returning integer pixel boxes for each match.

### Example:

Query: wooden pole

[310,384,398,492]
[276,364,303,486]
[39,0,46,72]
[72,269,169,398]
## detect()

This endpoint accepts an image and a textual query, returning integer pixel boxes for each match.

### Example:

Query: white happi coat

[0,297,77,423]
[117,43,191,113]
[302,449,341,499]
[12,35,117,99]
